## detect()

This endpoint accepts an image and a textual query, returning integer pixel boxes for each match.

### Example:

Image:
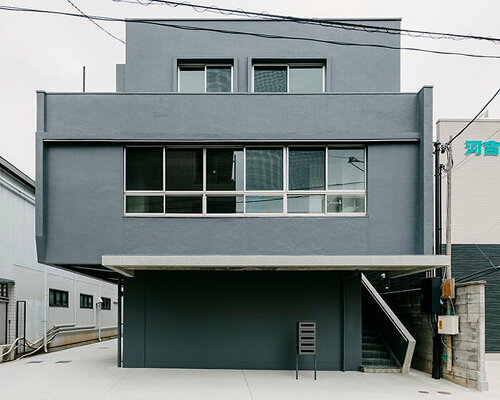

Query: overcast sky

[0,0,499,178]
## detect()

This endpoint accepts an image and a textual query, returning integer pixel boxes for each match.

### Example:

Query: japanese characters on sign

[465,140,500,156]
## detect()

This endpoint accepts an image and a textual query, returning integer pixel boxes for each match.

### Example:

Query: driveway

[1,339,499,400]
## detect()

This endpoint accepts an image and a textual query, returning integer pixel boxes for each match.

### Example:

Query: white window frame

[251,63,326,93]
[123,145,366,217]
[178,63,234,93]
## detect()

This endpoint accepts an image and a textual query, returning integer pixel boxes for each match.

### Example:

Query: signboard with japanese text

[465,140,500,156]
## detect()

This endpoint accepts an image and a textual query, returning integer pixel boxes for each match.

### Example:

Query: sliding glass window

[124,146,365,216]
[253,63,325,93]
[178,64,232,93]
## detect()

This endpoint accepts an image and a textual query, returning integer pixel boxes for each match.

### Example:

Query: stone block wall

[382,281,488,391]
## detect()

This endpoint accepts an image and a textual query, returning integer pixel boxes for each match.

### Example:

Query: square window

[246,148,283,191]
[126,147,163,191]
[289,148,325,190]
[206,67,232,92]
[289,66,323,93]
[179,66,205,93]
[206,148,244,191]
[328,149,365,190]
[165,149,203,191]
[253,66,287,92]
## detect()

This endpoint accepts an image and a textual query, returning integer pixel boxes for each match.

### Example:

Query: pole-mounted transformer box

[421,277,441,314]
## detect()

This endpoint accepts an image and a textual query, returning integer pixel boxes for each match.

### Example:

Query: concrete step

[362,349,391,359]
[361,365,402,373]
[362,358,400,367]
[362,342,386,352]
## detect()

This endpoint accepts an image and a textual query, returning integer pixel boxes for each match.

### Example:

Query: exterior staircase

[361,318,402,373]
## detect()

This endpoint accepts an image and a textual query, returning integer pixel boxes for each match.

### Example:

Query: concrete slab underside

[1,340,499,400]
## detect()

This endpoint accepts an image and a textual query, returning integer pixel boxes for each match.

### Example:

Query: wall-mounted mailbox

[438,315,459,335]
[296,321,317,380]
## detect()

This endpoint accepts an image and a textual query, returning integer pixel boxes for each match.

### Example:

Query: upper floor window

[124,146,365,217]
[178,64,233,93]
[253,63,324,93]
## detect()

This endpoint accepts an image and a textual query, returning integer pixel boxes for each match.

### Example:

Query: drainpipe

[98,282,101,341]
[74,273,77,326]
[43,265,48,352]
[117,274,122,367]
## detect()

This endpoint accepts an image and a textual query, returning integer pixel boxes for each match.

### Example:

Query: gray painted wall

[41,141,419,266]
[123,19,401,93]
[123,270,361,370]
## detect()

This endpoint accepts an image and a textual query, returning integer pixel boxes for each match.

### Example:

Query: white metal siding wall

[0,167,117,343]
[437,120,500,244]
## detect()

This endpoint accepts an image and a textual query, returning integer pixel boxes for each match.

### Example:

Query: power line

[446,89,500,146]
[114,0,500,44]
[1,5,500,59]
[65,0,125,44]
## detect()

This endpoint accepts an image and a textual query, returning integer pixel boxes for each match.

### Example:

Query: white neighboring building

[437,118,500,353]
[0,155,117,348]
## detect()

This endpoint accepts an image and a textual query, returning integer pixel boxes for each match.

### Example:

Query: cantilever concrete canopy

[102,254,450,279]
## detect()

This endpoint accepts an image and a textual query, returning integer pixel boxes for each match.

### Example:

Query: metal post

[82,66,86,92]
[314,354,317,380]
[117,274,122,368]
[295,354,298,380]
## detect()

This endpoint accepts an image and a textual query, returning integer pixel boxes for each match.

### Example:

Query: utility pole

[444,136,453,372]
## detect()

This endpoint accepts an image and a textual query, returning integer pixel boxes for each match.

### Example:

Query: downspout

[74,273,77,326]
[117,274,122,367]
[43,265,47,352]
[98,281,101,341]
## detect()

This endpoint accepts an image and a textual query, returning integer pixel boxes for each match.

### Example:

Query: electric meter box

[438,315,459,335]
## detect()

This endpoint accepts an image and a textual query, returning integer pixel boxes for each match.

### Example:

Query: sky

[0,0,499,178]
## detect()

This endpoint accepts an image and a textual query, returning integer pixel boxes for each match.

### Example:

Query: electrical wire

[65,0,125,44]
[1,5,500,59]
[446,89,500,146]
[114,0,500,44]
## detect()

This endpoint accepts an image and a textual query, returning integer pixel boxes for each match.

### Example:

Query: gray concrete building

[0,156,117,356]
[35,19,449,371]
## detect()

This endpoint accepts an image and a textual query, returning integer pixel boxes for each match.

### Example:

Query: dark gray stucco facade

[36,19,434,370]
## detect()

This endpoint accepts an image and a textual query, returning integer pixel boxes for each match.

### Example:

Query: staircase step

[362,350,391,359]
[362,358,400,367]
[362,336,380,344]
[361,366,402,373]
[362,343,386,351]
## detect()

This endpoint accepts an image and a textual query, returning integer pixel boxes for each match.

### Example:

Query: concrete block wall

[442,281,488,391]
[382,281,488,391]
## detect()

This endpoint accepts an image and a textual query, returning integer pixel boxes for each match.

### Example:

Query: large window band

[124,146,366,216]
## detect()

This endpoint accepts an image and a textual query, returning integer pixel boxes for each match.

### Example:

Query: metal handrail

[361,273,416,373]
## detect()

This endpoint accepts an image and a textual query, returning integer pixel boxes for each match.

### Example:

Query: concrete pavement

[1,339,499,400]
